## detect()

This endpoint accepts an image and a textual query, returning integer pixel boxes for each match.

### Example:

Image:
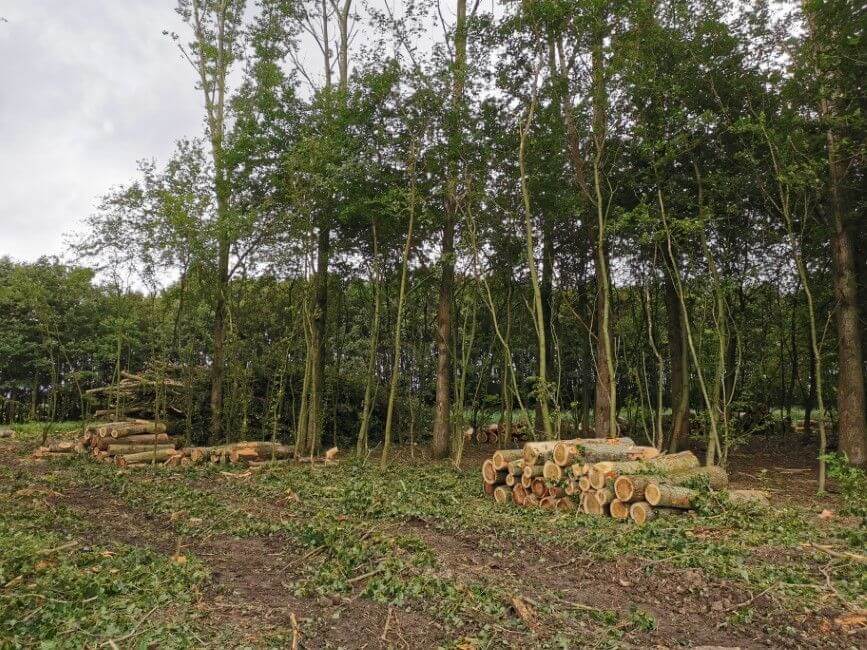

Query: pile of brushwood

[482,437,768,523]
[84,365,204,421]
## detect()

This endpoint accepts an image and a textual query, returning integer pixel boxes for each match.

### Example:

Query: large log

[592,450,701,489]
[728,489,770,507]
[506,459,525,476]
[492,449,523,470]
[556,496,576,512]
[523,439,580,465]
[589,460,644,489]
[97,433,172,450]
[645,484,697,509]
[665,465,729,490]
[118,448,176,464]
[595,487,615,507]
[543,460,566,482]
[103,421,168,438]
[614,475,654,502]
[107,443,175,456]
[482,459,507,485]
[531,477,548,498]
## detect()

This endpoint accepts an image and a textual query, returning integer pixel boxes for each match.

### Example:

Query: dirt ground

[2,432,865,649]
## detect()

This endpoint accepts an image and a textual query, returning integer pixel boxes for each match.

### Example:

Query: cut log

[512,483,527,505]
[578,476,591,492]
[614,475,654,502]
[547,485,565,499]
[476,429,488,444]
[105,422,168,438]
[522,463,544,478]
[521,473,533,489]
[543,460,565,482]
[539,496,557,510]
[589,460,644,489]
[483,481,496,496]
[583,493,603,515]
[107,443,175,456]
[482,459,507,485]
[120,448,176,464]
[505,473,516,487]
[646,450,700,473]
[531,477,548,498]
[46,442,76,453]
[523,439,579,465]
[506,459,525,476]
[645,484,697,509]
[665,465,729,490]
[564,480,580,496]
[629,501,655,525]
[553,441,581,467]
[523,494,540,507]
[494,486,513,504]
[627,446,662,461]
[556,496,576,512]
[595,487,615,507]
[609,499,630,520]
[728,489,770,507]
[229,448,260,463]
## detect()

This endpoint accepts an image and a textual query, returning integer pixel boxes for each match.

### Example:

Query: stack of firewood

[482,438,767,523]
[474,422,530,446]
[80,419,180,466]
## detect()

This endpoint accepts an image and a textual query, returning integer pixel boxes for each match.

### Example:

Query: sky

[0,1,205,262]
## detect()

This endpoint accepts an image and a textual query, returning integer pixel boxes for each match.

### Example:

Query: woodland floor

[1,429,865,649]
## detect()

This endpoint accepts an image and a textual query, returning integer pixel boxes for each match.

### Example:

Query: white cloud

[0,0,205,261]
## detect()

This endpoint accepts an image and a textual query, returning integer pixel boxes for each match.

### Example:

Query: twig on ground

[290,612,299,650]
[722,586,774,613]
[103,605,158,646]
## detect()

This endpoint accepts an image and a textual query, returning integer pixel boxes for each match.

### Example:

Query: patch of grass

[0,489,221,647]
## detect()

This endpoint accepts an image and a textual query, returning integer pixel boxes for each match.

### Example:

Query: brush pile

[482,438,767,523]
[84,365,205,420]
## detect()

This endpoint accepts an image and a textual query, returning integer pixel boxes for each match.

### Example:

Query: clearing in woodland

[1,429,865,649]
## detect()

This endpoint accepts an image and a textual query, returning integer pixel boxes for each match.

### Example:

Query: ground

[1,428,865,649]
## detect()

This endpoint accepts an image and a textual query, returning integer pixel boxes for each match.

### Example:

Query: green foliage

[822,452,867,518]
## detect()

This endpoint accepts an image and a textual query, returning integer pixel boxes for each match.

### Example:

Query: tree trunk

[305,227,330,456]
[830,189,867,467]
[665,269,689,452]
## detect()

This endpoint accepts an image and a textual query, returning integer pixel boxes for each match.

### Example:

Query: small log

[578,476,591,492]
[493,449,523,470]
[483,481,496,496]
[645,484,697,509]
[589,460,644,489]
[521,473,533,489]
[46,442,76,453]
[609,499,630,520]
[522,463,544,478]
[547,485,565,499]
[539,496,557,510]
[229,448,260,463]
[523,494,540,507]
[512,483,527,505]
[627,446,662,461]
[476,428,488,444]
[505,473,516,487]
[646,450,700,473]
[564,480,580,496]
[494,485,513,504]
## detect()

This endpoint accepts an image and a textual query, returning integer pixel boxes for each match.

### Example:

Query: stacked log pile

[483,438,766,523]
[474,422,530,446]
[78,419,180,466]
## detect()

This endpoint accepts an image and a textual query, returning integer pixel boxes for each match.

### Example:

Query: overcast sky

[0,1,206,262]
